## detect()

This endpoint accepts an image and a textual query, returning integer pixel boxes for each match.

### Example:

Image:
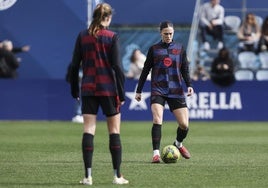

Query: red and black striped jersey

[70,29,125,101]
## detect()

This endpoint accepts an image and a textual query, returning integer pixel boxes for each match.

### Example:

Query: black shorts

[151,95,187,112]
[81,96,120,117]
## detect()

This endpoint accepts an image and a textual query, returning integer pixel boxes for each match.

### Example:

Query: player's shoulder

[171,41,184,49]
[79,29,89,36]
[99,29,116,38]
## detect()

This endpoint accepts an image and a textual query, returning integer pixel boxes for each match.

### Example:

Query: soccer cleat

[113,175,129,184]
[173,142,191,159]
[151,154,161,163]
[178,146,191,159]
[79,176,92,185]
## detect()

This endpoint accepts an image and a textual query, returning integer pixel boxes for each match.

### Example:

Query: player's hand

[71,83,79,99]
[135,93,141,102]
[71,90,79,99]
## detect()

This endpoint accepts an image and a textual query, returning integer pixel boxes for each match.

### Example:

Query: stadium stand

[255,15,264,27]
[258,52,268,69]
[187,0,268,81]
[224,15,241,33]
[237,51,258,69]
[235,69,255,80]
[255,70,268,80]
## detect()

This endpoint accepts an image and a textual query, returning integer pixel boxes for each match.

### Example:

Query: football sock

[87,168,92,178]
[151,124,162,150]
[109,134,122,178]
[153,150,160,156]
[176,127,189,143]
[175,140,182,148]
[82,133,94,178]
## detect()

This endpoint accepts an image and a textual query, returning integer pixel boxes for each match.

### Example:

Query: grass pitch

[0,121,267,188]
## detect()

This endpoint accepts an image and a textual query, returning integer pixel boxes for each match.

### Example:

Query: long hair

[88,3,113,37]
[243,13,258,28]
[261,16,268,36]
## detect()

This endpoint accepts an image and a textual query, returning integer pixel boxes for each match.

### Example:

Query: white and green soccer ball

[161,145,181,163]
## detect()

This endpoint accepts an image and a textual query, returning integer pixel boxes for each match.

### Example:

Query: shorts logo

[0,0,17,11]
[163,57,172,67]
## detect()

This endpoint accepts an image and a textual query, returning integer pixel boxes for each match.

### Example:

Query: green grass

[0,121,268,188]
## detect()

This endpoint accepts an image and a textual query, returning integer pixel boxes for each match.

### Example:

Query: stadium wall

[0,79,267,121]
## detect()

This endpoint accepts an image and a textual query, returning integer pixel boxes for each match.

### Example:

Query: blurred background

[0,0,267,121]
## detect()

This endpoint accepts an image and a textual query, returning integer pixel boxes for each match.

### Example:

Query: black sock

[176,127,189,142]
[151,124,162,150]
[82,133,94,178]
[109,134,122,177]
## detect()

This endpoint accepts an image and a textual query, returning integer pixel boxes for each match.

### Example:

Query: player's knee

[179,122,188,130]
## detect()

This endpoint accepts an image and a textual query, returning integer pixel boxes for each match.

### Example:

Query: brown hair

[244,13,258,27]
[159,21,174,31]
[88,3,113,37]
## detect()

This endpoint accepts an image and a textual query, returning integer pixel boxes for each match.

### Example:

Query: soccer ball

[161,145,181,163]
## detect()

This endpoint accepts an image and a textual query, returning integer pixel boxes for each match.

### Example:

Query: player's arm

[70,33,82,99]
[110,34,125,102]
[180,48,194,96]
[135,47,153,101]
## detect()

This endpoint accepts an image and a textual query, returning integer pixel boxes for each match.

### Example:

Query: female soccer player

[135,21,194,163]
[69,3,129,185]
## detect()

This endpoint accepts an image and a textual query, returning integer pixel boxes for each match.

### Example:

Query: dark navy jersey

[70,29,125,101]
[136,41,192,98]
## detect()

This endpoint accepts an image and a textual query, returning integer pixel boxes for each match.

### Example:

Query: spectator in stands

[257,16,268,53]
[125,49,146,79]
[0,41,20,78]
[0,39,31,78]
[210,47,235,87]
[237,13,261,53]
[2,39,30,56]
[191,64,210,81]
[200,0,225,50]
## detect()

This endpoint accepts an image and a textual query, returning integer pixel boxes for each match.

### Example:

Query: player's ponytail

[89,3,113,37]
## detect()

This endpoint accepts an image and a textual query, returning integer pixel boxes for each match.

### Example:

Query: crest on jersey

[163,57,172,67]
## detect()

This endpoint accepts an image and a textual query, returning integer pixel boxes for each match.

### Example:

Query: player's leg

[167,98,191,159]
[150,96,165,163]
[80,96,98,185]
[102,97,129,184]
[173,107,191,159]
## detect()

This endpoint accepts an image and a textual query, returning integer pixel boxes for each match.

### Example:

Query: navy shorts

[151,95,187,112]
[81,96,120,117]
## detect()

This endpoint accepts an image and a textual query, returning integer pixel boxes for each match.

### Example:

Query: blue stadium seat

[238,51,258,69]
[235,69,254,80]
[255,70,268,81]
[258,52,268,69]
[224,15,241,33]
